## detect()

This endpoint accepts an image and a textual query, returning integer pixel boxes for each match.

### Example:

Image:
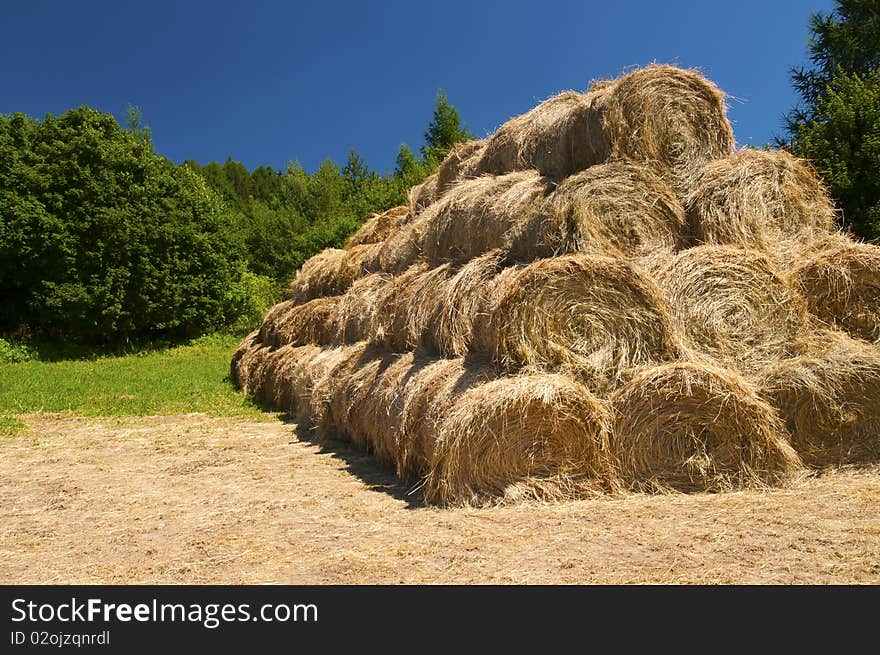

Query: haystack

[424,373,610,505]
[759,331,880,465]
[603,64,733,193]
[376,216,427,273]
[232,62,874,506]
[650,245,811,371]
[494,254,682,391]
[421,171,552,264]
[436,139,487,193]
[435,249,511,357]
[333,273,392,345]
[395,355,497,482]
[685,149,836,251]
[345,206,410,248]
[790,236,880,343]
[508,160,687,261]
[260,296,340,348]
[475,90,611,182]
[408,175,439,215]
[608,361,803,491]
[289,248,363,304]
[259,343,323,419]
[306,343,371,437]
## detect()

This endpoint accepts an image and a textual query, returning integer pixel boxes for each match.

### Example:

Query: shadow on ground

[289,418,425,509]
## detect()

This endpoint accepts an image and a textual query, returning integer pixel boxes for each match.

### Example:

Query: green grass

[0,415,26,435]
[0,333,274,419]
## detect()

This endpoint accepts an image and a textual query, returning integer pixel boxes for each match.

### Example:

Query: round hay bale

[289,248,361,304]
[494,254,682,392]
[475,90,611,182]
[345,206,410,248]
[685,149,836,251]
[235,343,275,398]
[650,245,811,371]
[436,139,487,193]
[329,346,396,451]
[347,242,384,275]
[371,262,430,352]
[421,171,552,265]
[362,351,418,466]
[424,373,610,506]
[377,216,427,273]
[307,343,371,438]
[402,263,455,352]
[333,273,392,345]
[260,344,323,417]
[608,361,803,491]
[261,296,340,348]
[603,64,734,193]
[396,356,498,483]
[790,237,880,343]
[436,249,510,357]
[759,331,880,466]
[508,160,687,261]
[408,174,439,215]
[230,330,260,390]
[256,300,294,346]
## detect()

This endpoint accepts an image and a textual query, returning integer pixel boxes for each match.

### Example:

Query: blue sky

[1,0,835,174]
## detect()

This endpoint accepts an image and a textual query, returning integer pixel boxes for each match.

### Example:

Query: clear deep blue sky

[2,0,835,174]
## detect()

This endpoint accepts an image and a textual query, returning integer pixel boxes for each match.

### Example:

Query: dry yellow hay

[408,174,439,215]
[376,216,427,273]
[685,149,836,251]
[370,263,430,351]
[421,171,552,264]
[230,330,260,391]
[256,301,294,346]
[759,331,880,466]
[259,344,323,419]
[361,351,417,466]
[603,64,734,193]
[608,361,803,491]
[650,245,811,371]
[394,355,498,483]
[508,160,687,261]
[424,373,611,506]
[259,296,340,348]
[435,249,510,357]
[790,237,880,343]
[436,139,487,192]
[329,346,396,451]
[345,206,410,248]
[476,90,611,182]
[402,263,455,352]
[494,254,682,392]
[289,248,361,304]
[307,343,371,437]
[333,273,392,345]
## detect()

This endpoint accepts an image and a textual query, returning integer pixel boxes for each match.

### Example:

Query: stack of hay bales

[233,63,880,505]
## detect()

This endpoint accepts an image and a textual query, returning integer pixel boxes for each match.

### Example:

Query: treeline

[783,0,880,241]
[0,93,471,342]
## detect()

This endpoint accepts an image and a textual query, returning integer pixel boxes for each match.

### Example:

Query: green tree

[0,107,249,341]
[786,0,880,129]
[791,70,880,240]
[421,90,473,163]
[784,0,880,240]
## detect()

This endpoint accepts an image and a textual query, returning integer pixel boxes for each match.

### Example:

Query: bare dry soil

[2,414,878,584]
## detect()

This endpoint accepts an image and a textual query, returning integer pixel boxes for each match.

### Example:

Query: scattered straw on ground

[2,414,878,584]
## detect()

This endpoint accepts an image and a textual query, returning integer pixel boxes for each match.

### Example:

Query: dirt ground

[2,413,878,584]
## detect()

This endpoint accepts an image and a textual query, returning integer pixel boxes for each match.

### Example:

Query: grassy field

[0,334,272,421]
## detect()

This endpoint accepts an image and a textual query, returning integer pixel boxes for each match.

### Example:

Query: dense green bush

[0,107,250,341]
